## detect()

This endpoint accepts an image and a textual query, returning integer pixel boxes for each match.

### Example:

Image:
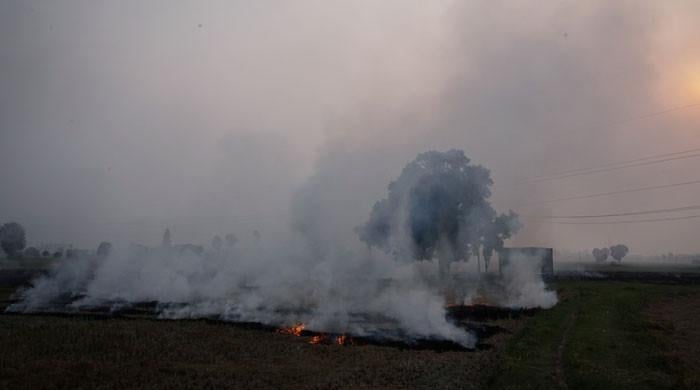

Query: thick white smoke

[8,153,557,349]
[9,240,478,347]
[500,253,558,309]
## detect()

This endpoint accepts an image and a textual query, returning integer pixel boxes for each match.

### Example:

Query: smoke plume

[10,150,558,348]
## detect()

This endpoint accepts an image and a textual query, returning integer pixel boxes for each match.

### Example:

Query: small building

[499,247,554,278]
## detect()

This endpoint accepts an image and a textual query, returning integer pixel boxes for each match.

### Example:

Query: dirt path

[553,310,577,390]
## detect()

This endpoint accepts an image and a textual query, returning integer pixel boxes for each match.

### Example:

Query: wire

[524,179,700,205]
[524,147,700,183]
[530,214,700,225]
[524,152,700,183]
[524,204,700,219]
[520,102,700,183]
[603,102,700,127]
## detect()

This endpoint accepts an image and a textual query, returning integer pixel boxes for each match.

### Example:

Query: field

[1,265,699,389]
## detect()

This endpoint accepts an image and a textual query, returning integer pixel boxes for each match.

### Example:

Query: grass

[490,281,699,390]
[1,276,699,389]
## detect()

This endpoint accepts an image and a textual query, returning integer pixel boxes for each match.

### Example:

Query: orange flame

[309,335,326,344]
[277,323,305,336]
[336,335,349,345]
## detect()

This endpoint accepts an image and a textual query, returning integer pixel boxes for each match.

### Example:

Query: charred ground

[1,266,700,389]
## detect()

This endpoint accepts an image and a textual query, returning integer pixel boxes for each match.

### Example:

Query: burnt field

[1,269,700,389]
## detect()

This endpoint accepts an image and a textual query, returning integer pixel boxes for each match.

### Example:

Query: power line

[524,179,700,204]
[520,102,700,183]
[530,214,700,225]
[524,204,700,219]
[524,147,700,183]
[604,102,700,127]
[524,152,700,183]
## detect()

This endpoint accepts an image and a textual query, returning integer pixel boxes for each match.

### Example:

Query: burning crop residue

[276,323,355,346]
[336,334,351,345]
[309,334,354,345]
[8,150,558,351]
[309,335,325,344]
[276,323,305,337]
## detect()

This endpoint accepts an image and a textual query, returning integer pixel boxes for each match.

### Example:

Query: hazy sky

[1,1,700,254]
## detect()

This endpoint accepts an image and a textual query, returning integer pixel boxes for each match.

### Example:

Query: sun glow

[688,70,700,100]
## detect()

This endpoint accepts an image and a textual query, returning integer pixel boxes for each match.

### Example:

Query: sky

[1,0,700,255]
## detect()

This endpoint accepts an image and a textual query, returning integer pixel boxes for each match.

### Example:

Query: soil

[0,311,525,389]
[646,292,700,389]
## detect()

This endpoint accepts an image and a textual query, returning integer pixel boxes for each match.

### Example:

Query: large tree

[609,244,629,262]
[592,247,609,263]
[356,150,520,276]
[0,222,27,257]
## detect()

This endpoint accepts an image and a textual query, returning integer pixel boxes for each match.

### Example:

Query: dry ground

[2,269,700,389]
[646,292,700,389]
[0,313,521,390]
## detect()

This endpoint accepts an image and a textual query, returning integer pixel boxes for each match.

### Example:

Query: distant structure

[499,247,554,278]
[162,229,172,248]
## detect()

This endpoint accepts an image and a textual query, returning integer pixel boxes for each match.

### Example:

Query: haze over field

[2,1,700,254]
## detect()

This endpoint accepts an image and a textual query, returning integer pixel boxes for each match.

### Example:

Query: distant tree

[225,233,238,248]
[0,222,27,257]
[23,247,40,258]
[482,211,522,272]
[211,235,223,251]
[97,241,113,257]
[174,244,204,256]
[162,228,172,248]
[356,150,520,278]
[592,247,609,263]
[609,244,629,262]
[41,250,50,257]
[53,250,63,258]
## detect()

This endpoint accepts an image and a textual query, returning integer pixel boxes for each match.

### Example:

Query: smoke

[8,149,560,348]
[4,1,700,253]
[9,235,478,347]
[500,253,558,309]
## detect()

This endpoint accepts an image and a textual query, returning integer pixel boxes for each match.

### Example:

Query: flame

[309,335,326,344]
[277,324,353,346]
[277,323,305,336]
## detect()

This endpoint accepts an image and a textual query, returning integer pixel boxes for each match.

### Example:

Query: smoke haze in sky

[2,1,700,254]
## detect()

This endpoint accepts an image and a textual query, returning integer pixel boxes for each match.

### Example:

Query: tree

[482,211,522,272]
[24,247,40,258]
[97,241,113,257]
[356,150,520,278]
[211,235,223,251]
[162,228,172,248]
[609,244,629,262]
[225,233,238,248]
[592,247,609,263]
[0,222,27,258]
